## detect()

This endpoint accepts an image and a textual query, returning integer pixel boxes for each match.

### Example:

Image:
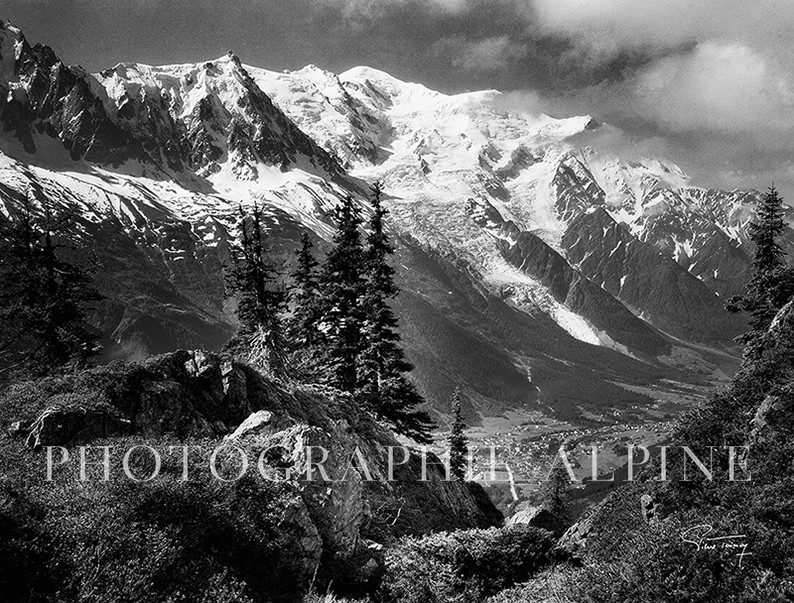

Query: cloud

[531,0,794,58]
[433,35,527,73]
[490,41,794,197]
[489,89,546,117]
[497,0,794,197]
[315,0,470,20]
[525,0,794,138]
[634,42,794,139]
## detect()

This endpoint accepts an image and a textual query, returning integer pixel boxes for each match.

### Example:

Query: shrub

[555,506,794,603]
[0,433,318,603]
[0,478,62,602]
[379,525,554,603]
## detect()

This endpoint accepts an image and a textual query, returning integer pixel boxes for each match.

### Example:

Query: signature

[681,524,752,567]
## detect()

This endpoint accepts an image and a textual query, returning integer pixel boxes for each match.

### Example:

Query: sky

[2,0,794,198]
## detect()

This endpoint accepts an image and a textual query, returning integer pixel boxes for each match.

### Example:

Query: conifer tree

[319,195,366,391]
[286,231,327,380]
[447,387,468,480]
[358,182,434,443]
[0,195,100,380]
[226,204,287,379]
[727,186,794,357]
[541,464,572,522]
[289,232,321,346]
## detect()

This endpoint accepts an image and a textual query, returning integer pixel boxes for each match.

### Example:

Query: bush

[0,434,318,603]
[0,478,62,602]
[566,512,794,603]
[379,525,554,603]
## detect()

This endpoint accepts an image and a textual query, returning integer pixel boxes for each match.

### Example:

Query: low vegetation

[0,435,309,602]
[379,526,555,603]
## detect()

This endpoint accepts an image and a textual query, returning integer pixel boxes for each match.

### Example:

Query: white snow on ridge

[99,55,258,122]
[95,57,681,355]
[0,52,760,358]
[487,261,631,354]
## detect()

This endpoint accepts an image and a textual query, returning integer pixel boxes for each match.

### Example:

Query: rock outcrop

[24,407,132,449]
[507,505,568,537]
[224,409,277,440]
[640,493,657,524]
[556,514,593,558]
[0,21,143,163]
[554,483,657,559]
[2,350,501,589]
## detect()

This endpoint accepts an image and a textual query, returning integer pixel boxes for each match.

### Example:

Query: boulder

[555,516,593,558]
[224,410,275,440]
[508,505,569,536]
[640,493,657,524]
[268,423,368,567]
[25,407,132,449]
[275,493,324,583]
[751,395,785,444]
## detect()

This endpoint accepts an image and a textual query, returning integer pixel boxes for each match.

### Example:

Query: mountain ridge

[0,20,762,428]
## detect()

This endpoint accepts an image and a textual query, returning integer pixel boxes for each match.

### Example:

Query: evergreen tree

[727,186,794,358]
[540,464,572,523]
[447,387,468,480]
[288,232,321,346]
[357,182,434,443]
[286,231,327,380]
[319,195,366,391]
[0,195,100,380]
[225,204,287,379]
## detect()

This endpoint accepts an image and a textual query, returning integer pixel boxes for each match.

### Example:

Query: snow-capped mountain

[248,63,768,343]
[0,20,770,424]
[94,55,350,187]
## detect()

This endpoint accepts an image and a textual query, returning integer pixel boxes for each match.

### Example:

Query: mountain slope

[96,55,349,187]
[251,64,781,347]
[0,21,754,429]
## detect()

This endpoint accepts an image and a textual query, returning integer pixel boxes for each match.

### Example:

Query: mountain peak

[340,65,441,103]
[0,19,26,82]
[340,65,399,84]
[297,63,332,76]
[0,18,24,42]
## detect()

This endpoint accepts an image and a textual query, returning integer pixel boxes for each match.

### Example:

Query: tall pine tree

[286,231,327,380]
[0,195,100,380]
[289,232,321,346]
[727,186,794,359]
[319,195,366,391]
[225,204,287,379]
[447,387,468,480]
[540,464,573,536]
[358,182,434,443]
